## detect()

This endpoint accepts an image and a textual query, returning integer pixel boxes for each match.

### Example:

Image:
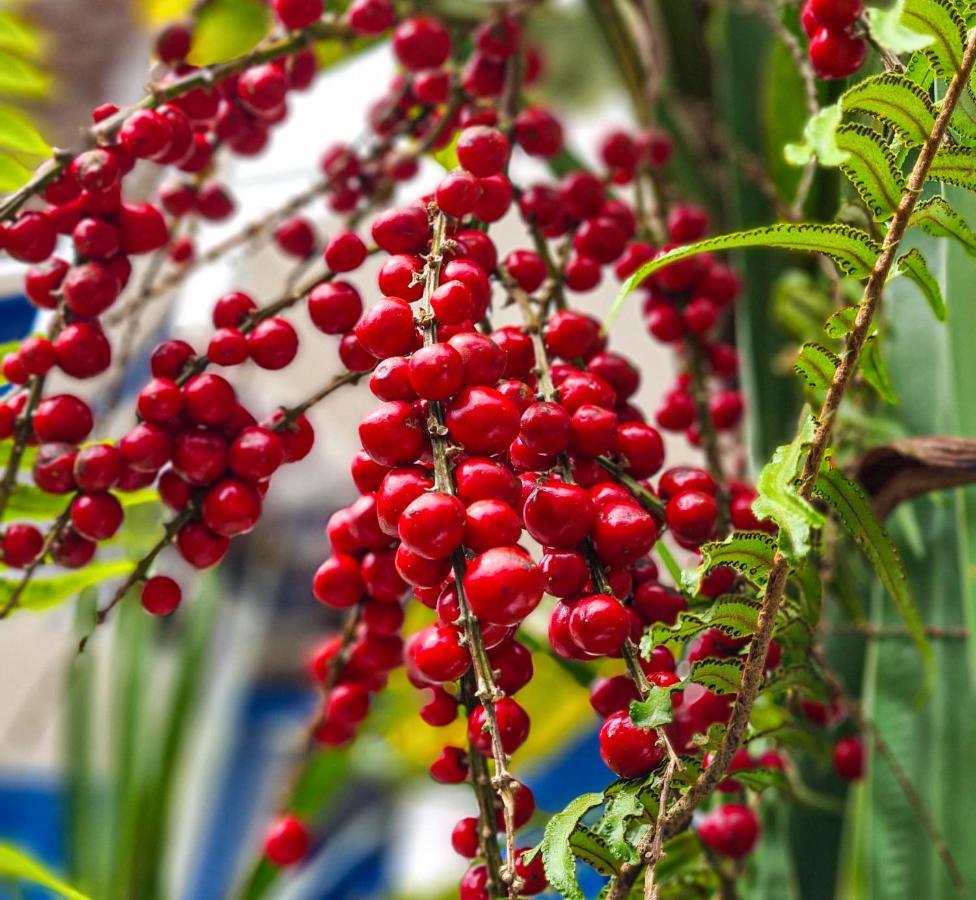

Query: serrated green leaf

[642,598,765,656]
[841,73,936,145]
[753,413,826,558]
[825,304,859,338]
[538,793,606,899]
[608,224,881,328]
[835,123,906,220]
[595,789,647,864]
[928,147,976,191]
[794,342,840,396]
[901,0,966,77]
[690,657,745,694]
[764,663,831,700]
[867,0,938,53]
[0,104,49,155]
[784,102,846,166]
[0,153,31,191]
[187,0,271,66]
[0,560,132,613]
[629,683,680,730]
[813,463,933,690]
[733,767,791,793]
[0,844,89,899]
[0,50,50,97]
[683,532,778,594]
[908,195,976,254]
[949,86,976,145]
[570,826,620,877]
[893,248,947,320]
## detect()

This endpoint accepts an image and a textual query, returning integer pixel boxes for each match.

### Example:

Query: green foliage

[900,0,966,77]
[892,248,947,320]
[867,0,937,53]
[794,343,840,398]
[0,560,132,612]
[683,532,778,594]
[689,657,746,695]
[0,844,89,899]
[835,123,905,220]
[187,0,272,65]
[927,147,976,191]
[537,793,607,900]
[629,683,680,730]
[752,413,826,559]
[908,196,976,254]
[841,73,936,146]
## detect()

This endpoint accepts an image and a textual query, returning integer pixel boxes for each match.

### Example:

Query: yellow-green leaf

[0,844,89,899]
[187,0,271,66]
[0,104,49,156]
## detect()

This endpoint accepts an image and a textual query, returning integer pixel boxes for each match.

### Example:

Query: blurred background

[0,3,690,898]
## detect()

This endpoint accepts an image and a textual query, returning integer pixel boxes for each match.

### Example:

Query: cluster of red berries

[801,696,866,781]
[801,0,866,80]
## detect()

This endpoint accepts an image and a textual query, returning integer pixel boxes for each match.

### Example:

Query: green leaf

[892,248,947,320]
[949,86,976,145]
[690,657,745,694]
[0,844,89,899]
[752,413,826,558]
[187,0,271,65]
[538,793,606,900]
[908,195,976,254]
[629,683,680,730]
[0,50,50,97]
[927,147,976,192]
[734,767,792,793]
[684,532,779,593]
[794,342,840,397]
[3,485,157,522]
[813,464,933,688]
[0,11,42,58]
[835,123,906,220]
[841,73,936,146]
[0,560,132,613]
[569,827,620,876]
[824,304,859,338]
[784,103,846,166]
[607,224,881,328]
[430,130,460,171]
[867,0,938,53]
[595,788,647,864]
[860,336,900,405]
[0,104,49,155]
[900,0,966,77]
[0,153,31,190]
[642,599,765,655]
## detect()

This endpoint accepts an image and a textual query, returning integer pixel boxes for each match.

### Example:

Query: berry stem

[610,23,976,896]
[420,210,520,898]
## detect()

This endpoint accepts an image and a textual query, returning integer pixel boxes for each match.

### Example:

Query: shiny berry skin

[142,575,182,616]
[592,500,657,566]
[62,261,120,318]
[172,430,228,485]
[264,815,309,866]
[457,126,510,177]
[710,389,744,430]
[808,28,866,79]
[274,216,316,257]
[463,547,544,625]
[540,549,588,597]
[202,478,262,536]
[33,395,93,443]
[448,332,505,388]
[514,107,563,157]
[833,736,865,780]
[356,298,417,360]
[74,444,123,492]
[472,174,513,222]
[273,0,322,29]
[238,63,287,112]
[659,466,717,500]
[810,0,863,28]
[590,674,641,718]
[468,697,529,754]
[665,490,718,544]
[451,817,480,858]
[615,421,665,478]
[17,337,54,377]
[463,499,521,552]
[460,864,489,900]
[697,804,760,858]
[208,328,248,366]
[2,523,44,568]
[392,16,451,70]
[407,623,470,683]
[177,521,229,569]
[53,322,111,379]
[155,22,191,62]
[307,280,362,335]
[4,212,56,262]
[435,169,483,218]
[522,482,595,549]
[312,554,363,608]
[408,343,464,400]
[371,205,429,254]
[569,594,631,656]
[599,709,664,777]
[24,258,68,309]
[398,491,466,560]
[71,491,124,542]
[518,402,570,456]
[430,280,474,325]
[151,340,194,379]
[229,426,284,481]
[359,401,424,467]
[324,231,367,272]
[633,582,687,625]
[247,317,298,370]
[430,745,469,784]
[183,374,235,426]
[118,202,168,254]
[445,386,519,455]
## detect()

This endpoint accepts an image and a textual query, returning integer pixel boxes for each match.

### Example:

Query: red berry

[264,815,309,866]
[808,28,866,79]
[463,547,544,625]
[183,374,235,426]
[451,817,480,858]
[33,395,93,443]
[407,623,470,682]
[371,205,429,254]
[569,594,631,656]
[2,523,44,568]
[591,500,658,566]
[247,317,298,370]
[71,491,124,541]
[5,211,56,262]
[590,674,641,718]
[142,575,182,616]
[392,16,451,71]
[468,697,529,754]
[359,401,424,467]
[74,444,123,492]
[810,0,863,28]
[633,582,687,625]
[514,107,563,157]
[457,126,510,177]
[324,231,367,272]
[430,280,474,325]
[697,804,760,858]
[463,499,521,552]
[665,490,717,545]
[347,0,394,34]
[313,553,363,608]
[355,298,417,359]
[408,343,464,400]
[599,709,663,777]
[398,491,466,560]
[273,0,322,29]
[177,521,229,569]
[238,63,287,112]
[445,386,519,455]
[307,280,362,334]
[522,482,595,549]
[833,735,865,780]
[202,478,262,536]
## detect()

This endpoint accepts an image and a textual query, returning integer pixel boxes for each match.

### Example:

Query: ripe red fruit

[519,402,571,455]
[697,804,761,858]
[313,554,363,608]
[356,297,417,359]
[614,421,665,478]
[430,745,469,783]
[463,547,544,625]
[599,709,664,777]
[451,817,480,858]
[74,444,123,492]
[33,395,93,443]
[118,202,168,254]
[173,429,228,485]
[522,482,595,549]
[435,169,483,218]
[177,521,229,569]
[665,490,718,545]
[515,847,548,895]
[408,343,464,400]
[274,216,316,257]
[183,374,235,426]
[359,401,424,467]
[264,815,309,866]
[5,212,56,262]
[833,735,865,780]
[238,63,287,112]
[229,426,284,481]
[392,16,451,71]
[71,491,124,541]
[448,332,506,387]
[633,582,687,625]
[371,205,429,254]
[273,0,322,29]
[457,126,510,177]
[569,594,631,656]
[62,261,120,318]
[398,491,466,560]
[460,865,489,900]
[455,457,521,508]
[809,0,863,28]
[468,697,530,754]
[590,674,641,718]
[142,575,182,616]
[808,28,866,79]
[445,386,519,455]
[430,280,474,325]
[347,0,394,34]
[2,523,44,568]
[514,107,563,157]
[307,280,362,334]
[208,328,248,366]
[247,317,298,369]
[407,623,470,682]
[592,500,657,565]
[463,499,521,552]
[54,322,112,379]
[324,231,367,272]
[202,478,262,536]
